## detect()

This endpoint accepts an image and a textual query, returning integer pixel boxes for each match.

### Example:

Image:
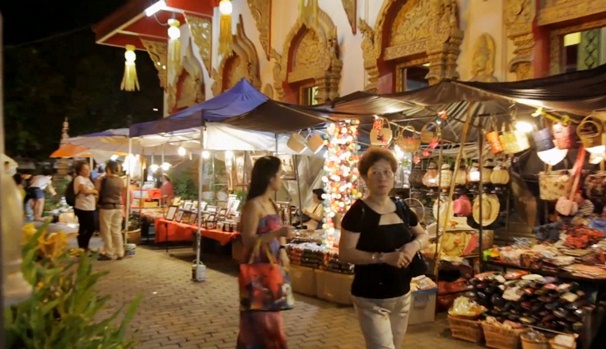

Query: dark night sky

[0,1,165,159]
[1,0,127,45]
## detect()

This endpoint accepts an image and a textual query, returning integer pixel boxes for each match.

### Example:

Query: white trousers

[99,208,124,259]
[351,292,412,349]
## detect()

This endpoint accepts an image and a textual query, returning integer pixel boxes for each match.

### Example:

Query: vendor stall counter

[154,218,239,245]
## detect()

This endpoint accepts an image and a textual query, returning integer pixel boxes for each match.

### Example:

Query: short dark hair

[358,147,398,177]
[106,160,120,174]
[74,161,89,175]
[312,188,325,201]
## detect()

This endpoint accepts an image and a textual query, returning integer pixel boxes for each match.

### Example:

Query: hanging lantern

[120,45,140,91]
[2,174,33,306]
[219,0,233,56]
[168,19,181,68]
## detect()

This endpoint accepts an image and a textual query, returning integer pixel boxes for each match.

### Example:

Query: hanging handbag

[555,147,585,216]
[238,239,295,312]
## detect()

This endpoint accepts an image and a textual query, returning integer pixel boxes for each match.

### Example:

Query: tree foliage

[2,0,163,160]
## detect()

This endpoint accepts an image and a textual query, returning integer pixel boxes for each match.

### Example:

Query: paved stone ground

[91,242,480,349]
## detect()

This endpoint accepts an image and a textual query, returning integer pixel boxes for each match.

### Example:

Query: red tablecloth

[154,218,239,245]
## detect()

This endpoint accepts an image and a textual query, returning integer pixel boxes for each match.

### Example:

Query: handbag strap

[248,238,277,264]
[569,147,586,200]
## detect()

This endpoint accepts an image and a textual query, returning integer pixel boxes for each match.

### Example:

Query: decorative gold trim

[141,39,168,89]
[539,1,606,27]
[360,0,463,89]
[168,42,205,112]
[185,14,212,76]
[548,18,606,75]
[272,7,342,103]
[341,0,356,34]
[247,0,272,60]
[212,15,261,96]
[505,0,536,80]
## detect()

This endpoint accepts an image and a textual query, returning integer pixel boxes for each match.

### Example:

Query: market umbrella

[50,143,92,158]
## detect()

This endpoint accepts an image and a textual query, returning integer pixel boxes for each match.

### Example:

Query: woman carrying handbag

[339,147,430,349]
[237,156,294,349]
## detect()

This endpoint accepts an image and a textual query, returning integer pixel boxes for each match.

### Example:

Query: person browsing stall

[73,161,98,250]
[237,156,294,349]
[300,188,325,231]
[338,147,429,349]
[97,160,126,261]
[27,170,56,221]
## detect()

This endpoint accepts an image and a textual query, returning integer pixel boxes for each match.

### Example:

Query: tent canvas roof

[129,79,329,137]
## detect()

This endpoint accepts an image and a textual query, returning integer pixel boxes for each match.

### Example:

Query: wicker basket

[481,322,526,349]
[448,315,484,344]
[521,337,549,349]
[548,338,576,349]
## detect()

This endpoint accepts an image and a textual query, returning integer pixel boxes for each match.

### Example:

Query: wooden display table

[314,269,354,305]
[154,218,239,244]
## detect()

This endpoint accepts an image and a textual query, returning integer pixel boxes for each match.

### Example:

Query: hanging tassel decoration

[167,19,181,68]
[219,0,233,56]
[120,45,140,91]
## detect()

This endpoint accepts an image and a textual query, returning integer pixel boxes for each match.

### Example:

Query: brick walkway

[93,244,480,349]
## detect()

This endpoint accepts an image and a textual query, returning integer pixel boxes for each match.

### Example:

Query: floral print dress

[236,214,287,349]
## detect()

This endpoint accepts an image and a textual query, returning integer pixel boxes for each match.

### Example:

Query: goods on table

[286,242,354,274]
[469,272,592,334]
[448,296,485,318]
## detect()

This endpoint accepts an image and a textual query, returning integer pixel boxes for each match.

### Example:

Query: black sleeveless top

[341,199,418,299]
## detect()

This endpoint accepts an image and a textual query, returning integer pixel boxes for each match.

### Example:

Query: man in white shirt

[27,170,56,221]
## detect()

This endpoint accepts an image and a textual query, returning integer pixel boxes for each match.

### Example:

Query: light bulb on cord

[178,146,186,156]
[161,162,171,171]
[168,19,181,40]
[225,150,234,161]
[202,151,210,159]
[219,0,233,15]
[124,49,136,63]
[110,154,119,161]
[149,164,159,173]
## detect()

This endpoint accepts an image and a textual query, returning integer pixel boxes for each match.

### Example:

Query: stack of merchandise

[469,271,592,334]
[286,243,326,269]
[320,249,354,274]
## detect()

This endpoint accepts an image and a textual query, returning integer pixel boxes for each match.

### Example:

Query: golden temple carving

[185,14,212,76]
[247,0,272,60]
[341,0,356,34]
[359,19,381,91]
[212,15,261,96]
[263,84,274,98]
[505,0,535,80]
[141,39,168,89]
[470,34,498,82]
[170,43,205,111]
[539,1,606,26]
[361,0,463,89]
[273,7,342,103]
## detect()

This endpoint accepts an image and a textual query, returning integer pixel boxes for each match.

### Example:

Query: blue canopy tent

[127,80,328,279]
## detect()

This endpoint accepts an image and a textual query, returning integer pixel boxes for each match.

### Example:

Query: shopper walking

[339,147,429,349]
[97,160,125,261]
[26,169,56,221]
[73,161,98,251]
[237,156,293,349]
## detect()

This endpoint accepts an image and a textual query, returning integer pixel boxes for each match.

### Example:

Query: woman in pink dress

[237,156,293,349]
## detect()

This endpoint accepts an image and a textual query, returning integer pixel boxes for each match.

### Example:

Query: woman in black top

[339,147,429,349]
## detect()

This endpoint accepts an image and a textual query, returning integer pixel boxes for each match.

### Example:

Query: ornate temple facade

[94,0,606,115]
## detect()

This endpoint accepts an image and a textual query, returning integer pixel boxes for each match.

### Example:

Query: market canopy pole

[193,121,206,282]
[433,102,475,276]
[124,138,133,246]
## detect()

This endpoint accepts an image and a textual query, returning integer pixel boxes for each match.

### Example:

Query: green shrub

[4,223,141,348]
